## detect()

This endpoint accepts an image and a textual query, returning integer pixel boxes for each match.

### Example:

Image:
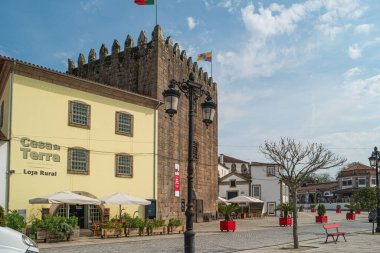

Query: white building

[218,154,251,199]
[250,162,289,215]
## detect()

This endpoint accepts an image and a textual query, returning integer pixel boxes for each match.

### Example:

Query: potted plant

[146,218,166,235]
[310,204,316,213]
[167,218,184,234]
[4,210,26,233]
[354,203,361,214]
[298,205,304,212]
[336,205,342,213]
[101,221,123,239]
[315,204,327,223]
[278,203,292,226]
[125,216,145,236]
[218,203,239,232]
[345,204,356,220]
[67,216,80,240]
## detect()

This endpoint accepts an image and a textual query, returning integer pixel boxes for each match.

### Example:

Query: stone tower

[68,25,218,221]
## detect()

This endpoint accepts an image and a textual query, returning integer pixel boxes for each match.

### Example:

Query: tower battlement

[68,25,216,99]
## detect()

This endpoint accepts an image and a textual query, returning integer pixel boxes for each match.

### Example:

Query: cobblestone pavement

[39,211,376,253]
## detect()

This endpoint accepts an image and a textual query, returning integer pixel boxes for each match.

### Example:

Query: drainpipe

[5,61,15,213]
[153,102,162,200]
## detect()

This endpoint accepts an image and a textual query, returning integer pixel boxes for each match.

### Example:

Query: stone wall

[68,25,218,221]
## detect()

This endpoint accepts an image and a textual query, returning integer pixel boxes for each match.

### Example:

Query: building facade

[0,56,159,228]
[250,162,289,215]
[68,25,218,221]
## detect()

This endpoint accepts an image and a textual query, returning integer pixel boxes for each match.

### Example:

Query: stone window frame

[266,166,276,177]
[67,147,90,175]
[68,101,91,129]
[115,153,133,178]
[252,184,261,199]
[230,179,236,188]
[115,111,134,137]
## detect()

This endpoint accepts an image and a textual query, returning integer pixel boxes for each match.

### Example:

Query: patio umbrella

[217,196,230,204]
[29,191,101,218]
[227,195,264,203]
[99,192,151,217]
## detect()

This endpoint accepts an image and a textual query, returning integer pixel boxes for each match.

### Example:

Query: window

[0,101,3,128]
[69,101,90,128]
[115,154,133,177]
[68,148,89,174]
[252,185,261,199]
[372,177,377,185]
[358,177,366,187]
[115,112,133,136]
[230,179,236,187]
[267,166,276,176]
[342,177,352,188]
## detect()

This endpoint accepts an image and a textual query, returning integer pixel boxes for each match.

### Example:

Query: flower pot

[346,213,356,220]
[355,210,361,214]
[36,229,47,243]
[315,216,328,223]
[336,209,342,213]
[127,227,144,236]
[101,228,122,239]
[148,226,166,235]
[279,217,292,227]
[167,225,184,234]
[219,220,236,232]
[311,209,316,213]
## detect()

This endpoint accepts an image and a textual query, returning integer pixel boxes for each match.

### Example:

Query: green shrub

[125,216,145,229]
[4,210,26,232]
[168,218,182,227]
[310,204,316,209]
[218,204,240,221]
[277,203,292,218]
[317,204,326,216]
[336,205,341,210]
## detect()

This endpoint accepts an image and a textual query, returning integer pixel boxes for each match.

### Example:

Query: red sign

[174,164,180,197]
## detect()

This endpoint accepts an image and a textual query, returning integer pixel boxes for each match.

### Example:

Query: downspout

[5,61,15,213]
[153,102,162,200]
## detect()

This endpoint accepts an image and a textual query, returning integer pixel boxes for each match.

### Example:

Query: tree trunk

[291,188,299,249]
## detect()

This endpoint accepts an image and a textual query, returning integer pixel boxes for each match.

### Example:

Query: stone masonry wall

[68,25,218,222]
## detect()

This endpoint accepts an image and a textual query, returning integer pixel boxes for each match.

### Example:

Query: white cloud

[80,0,100,12]
[218,0,242,13]
[344,67,362,80]
[355,24,374,34]
[348,44,362,59]
[344,75,380,98]
[187,17,198,30]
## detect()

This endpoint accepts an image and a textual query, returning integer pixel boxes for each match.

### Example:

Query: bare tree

[259,137,346,249]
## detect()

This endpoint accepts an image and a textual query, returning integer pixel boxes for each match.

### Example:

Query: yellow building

[0,56,160,228]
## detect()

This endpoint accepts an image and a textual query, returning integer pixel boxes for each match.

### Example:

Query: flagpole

[211,50,213,77]
[156,0,158,26]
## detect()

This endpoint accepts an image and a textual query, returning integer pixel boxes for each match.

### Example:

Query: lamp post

[163,73,216,253]
[368,146,380,233]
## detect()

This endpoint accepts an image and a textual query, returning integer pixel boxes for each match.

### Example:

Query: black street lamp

[163,73,216,253]
[368,146,380,233]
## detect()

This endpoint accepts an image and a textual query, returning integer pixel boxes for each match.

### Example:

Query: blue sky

[1,0,380,175]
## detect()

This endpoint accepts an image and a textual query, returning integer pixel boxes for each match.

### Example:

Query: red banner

[174,164,180,197]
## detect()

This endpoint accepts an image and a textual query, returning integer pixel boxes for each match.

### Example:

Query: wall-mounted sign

[23,169,57,176]
[19,137,60,162]
[174,163,180,197]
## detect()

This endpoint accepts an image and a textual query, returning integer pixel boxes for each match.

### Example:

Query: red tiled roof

[338,163,375,177]
[298,182,338,193]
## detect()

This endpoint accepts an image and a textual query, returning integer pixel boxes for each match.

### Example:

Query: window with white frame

[115,112,133,136]
[115,154,133,177]
[230,179,236,187]
[252,185,261,199]
[68,148,89,174]
[372,177,377,186]
[69,101,90,128]
[357,177,366,187]
[342,177,352,188]
[267,166,276,176]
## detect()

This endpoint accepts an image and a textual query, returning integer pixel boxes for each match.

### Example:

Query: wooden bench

[323,224,347,243]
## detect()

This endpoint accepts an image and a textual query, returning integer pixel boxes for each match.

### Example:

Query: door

[227,191,238,199]
[267,202,276,216]
[195,199,203,223]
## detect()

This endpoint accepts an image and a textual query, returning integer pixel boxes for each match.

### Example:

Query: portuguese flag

[135,0,154,5]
